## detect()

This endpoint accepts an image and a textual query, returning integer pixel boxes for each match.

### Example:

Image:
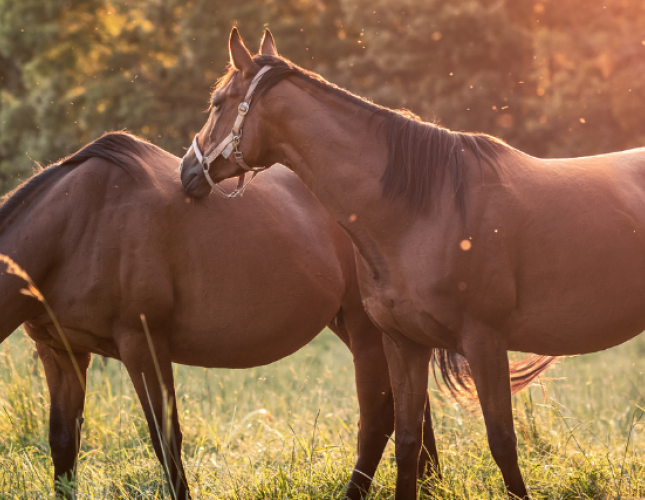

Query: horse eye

[212,102,221,112]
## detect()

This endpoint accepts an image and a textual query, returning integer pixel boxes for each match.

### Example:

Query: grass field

[0,326,644,499]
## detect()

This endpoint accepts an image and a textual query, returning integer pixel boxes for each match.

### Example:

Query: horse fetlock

[49,425,78,457]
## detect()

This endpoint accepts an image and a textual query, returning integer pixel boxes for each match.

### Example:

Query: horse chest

[354,249,462,349]
[361,291,460,351]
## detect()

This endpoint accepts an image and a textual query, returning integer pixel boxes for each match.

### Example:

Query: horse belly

[508,252,645,355]
[509,312,645,355]
[169,317,333,369]
[167,272,342,369]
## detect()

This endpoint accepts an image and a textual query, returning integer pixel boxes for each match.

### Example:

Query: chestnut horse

[0,132,444,499]
[179,29,645,500]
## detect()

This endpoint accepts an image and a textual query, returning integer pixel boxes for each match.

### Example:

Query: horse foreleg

[35,342,90,499]
[117,329,190,500]
[462,322,528,499]
[382,332,432,500]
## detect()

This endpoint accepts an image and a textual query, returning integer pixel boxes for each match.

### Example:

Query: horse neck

[0,182,69,342]
[263,80,417,276]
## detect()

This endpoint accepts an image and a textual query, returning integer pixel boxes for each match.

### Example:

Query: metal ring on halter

[180,65,273,199]
[183,133,261,198]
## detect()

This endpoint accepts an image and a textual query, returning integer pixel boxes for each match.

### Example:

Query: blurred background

[1,0,645,194]
[3,3,645,497]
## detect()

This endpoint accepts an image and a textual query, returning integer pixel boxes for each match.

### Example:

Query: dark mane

[0,132,162,227]
[57,131,163,175]
[243,54,510,212]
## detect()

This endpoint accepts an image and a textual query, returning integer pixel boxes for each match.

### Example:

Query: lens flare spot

[497,113,514,129]
[458,282,468,291]
[348,213,357,222]
[460,239,472,251]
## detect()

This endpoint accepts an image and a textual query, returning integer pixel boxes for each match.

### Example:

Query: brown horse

[179,29,645,500]
[0,132,445,499]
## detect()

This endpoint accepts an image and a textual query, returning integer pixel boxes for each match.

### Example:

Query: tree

[2,0,645,195]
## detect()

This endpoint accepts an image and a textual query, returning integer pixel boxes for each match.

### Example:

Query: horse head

[180,28,280,198]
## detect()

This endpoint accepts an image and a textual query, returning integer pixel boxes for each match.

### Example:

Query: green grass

[0,327,644,499]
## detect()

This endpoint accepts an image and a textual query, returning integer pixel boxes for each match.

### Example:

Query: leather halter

[180,65,272,198]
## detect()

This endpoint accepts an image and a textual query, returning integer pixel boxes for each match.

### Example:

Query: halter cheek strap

[181,65,272,199]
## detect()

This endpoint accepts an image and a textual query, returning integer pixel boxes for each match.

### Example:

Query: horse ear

[229,27,254,74]
[259,28,278,56]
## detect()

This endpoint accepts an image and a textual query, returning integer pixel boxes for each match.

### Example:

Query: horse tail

[431,349,557,402]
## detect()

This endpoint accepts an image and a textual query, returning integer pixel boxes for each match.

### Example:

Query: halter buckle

[238,102,250,115]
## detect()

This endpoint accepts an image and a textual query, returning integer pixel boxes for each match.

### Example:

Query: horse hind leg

[115,325,190,500]
[35,341,90,499]
[462,319,528,499]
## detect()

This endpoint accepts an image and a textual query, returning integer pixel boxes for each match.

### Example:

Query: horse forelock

[225,54,510,214]
[0,132,161,230]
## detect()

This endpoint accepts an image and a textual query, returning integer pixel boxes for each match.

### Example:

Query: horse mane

[57,131,162,175]
[233,54,511,212]
[0,132,163,227]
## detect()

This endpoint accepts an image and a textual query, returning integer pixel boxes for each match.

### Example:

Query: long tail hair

[432,349,556,402]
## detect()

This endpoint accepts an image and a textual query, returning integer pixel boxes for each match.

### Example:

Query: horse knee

[395,430,423,471]
[358,419,391,456]
[487,429,518,467]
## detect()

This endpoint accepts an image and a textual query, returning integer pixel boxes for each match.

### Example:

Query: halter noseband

[180,65,272,198]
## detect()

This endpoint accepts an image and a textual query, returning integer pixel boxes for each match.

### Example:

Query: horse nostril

[187,167,206,187]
